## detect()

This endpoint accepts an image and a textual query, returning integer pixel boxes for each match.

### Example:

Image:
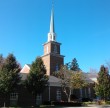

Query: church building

[0,6,97,107]
[19,7,96,106]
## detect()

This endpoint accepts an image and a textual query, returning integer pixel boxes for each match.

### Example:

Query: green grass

[105,101,110,104]
[83,101,96,106]
[83,100,110,106]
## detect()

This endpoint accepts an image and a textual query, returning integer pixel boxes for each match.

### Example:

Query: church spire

[48,2,56,42]
[49,8,55,33]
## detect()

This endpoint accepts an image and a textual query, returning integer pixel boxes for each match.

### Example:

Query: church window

[10,93,18,100]
[10,93,18,106]
[56,89,61,101]
[54,45,57,53]
[80,88,82,98]
[50,34,52,40]
[85,88,87,98]
[36,94,42,105]
[55,64,59,71]
[88,87,91,98]
[53,35,55,41]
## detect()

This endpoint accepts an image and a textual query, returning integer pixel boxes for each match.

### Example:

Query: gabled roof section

[20,64,30,73]
[27,64,31,67]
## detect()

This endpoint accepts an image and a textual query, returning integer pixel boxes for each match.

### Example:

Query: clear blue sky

[0,0,110,72]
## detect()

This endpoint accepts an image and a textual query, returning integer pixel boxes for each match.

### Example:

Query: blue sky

[0,0,110,72]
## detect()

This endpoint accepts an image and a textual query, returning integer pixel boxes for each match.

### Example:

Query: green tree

[66,58,81,71]
[25,57,48,95]
[53,65,87,102]
[0,54,21,94]
[94,65,110,101]
[0,54,4,68]
[0,53,21,106]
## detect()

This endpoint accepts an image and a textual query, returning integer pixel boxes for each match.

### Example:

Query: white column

[49,85,50,101]
[88,87,91,98]
[85,88,87,98]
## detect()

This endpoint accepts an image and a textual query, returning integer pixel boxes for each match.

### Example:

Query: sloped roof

[86,72,98,78]
[48,76,61,82]
[20,64,30,73]
[20,73,62,86]
[85,72,98,83]
[27,64,31,67]
[20,64,98,84]
[48,76,61,86]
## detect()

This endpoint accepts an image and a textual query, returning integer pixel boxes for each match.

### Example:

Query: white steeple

[50,8,54,33]
[48,7,56,42]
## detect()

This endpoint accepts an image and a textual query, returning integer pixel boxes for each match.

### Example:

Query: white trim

[47,46,49,54]
[36,94,42,105]
[88,87,91,98]
[41,53,65,58]
[43,41,61,46]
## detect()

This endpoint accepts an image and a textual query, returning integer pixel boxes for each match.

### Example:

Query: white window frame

[80,88,82,98]
[88,87,91,98]
[10,93,18,100]
[85,88,87,98]
[36,94,42,105]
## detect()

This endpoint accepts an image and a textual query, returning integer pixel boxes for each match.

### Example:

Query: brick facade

[43,41,61,55]
[42,41,64,75]
[0,83,95,107]
[42,55,50,75]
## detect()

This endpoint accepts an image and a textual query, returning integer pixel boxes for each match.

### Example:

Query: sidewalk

[87,104,110,108]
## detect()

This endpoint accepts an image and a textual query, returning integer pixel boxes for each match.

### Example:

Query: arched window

[54,45,57,53]
[53,35,55,41]
[50,34,52,40]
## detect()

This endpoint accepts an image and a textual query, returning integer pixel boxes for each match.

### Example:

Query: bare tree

[89,68,98,73]
[53,65,87,102]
